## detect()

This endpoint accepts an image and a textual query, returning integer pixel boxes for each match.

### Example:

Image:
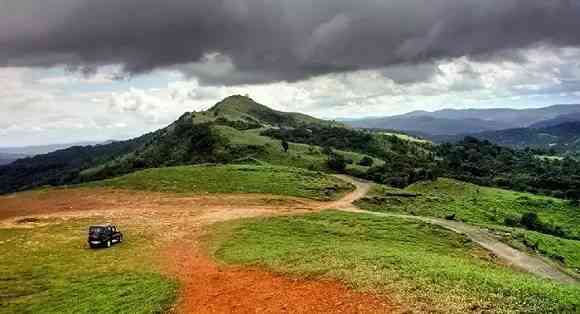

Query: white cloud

[2,46,580,146]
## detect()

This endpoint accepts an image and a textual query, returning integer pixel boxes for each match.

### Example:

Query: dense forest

[435,137,580,199]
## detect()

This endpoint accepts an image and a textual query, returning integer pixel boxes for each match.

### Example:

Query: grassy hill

[356,178,580,271]
[0,95,427,195]
[206,95,341,128]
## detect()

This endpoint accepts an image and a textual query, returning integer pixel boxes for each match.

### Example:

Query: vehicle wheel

[107,240,111,248]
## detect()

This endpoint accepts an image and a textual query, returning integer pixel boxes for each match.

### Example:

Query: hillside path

[334,175,578,284]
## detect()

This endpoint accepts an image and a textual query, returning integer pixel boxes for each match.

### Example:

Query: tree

[565,189,580,206]
[327,153,347,172]
[281,140,289,153]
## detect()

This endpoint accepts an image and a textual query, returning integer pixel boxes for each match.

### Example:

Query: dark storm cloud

[1,0,580,84]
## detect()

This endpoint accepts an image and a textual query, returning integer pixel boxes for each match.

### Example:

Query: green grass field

[356,178,580,272]
[87,164,353,201]
[357,178,580,238]
[209,211,580,313]
[0,218,176,314]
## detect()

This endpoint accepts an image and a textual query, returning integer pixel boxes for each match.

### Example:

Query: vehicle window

[89,227,105,233]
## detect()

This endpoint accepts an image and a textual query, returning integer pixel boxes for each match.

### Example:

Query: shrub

[281,140,289,153]
[322,146,333,155]
[520,212,540,230]
[327,153,347,173]
[358,156,374,167]
[517,212,568,239]
[504,215,519,227]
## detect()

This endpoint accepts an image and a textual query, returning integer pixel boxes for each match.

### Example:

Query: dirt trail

[0,186,396,313]
[335,176,578,284]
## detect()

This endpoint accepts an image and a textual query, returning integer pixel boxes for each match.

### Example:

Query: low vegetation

[0,218,176,313]
[358,178,580,239]
[210,211,580,313]
[356,178,580,270]
[87,164,353,201]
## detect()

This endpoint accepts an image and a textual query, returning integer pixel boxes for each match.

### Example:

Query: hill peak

[209,95,266,113]
[205,95,339,128]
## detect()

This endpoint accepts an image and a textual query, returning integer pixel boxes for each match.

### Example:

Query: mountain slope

[433,121,580,151]
[0,95,429,194]
[346,104,580,135]
[0,153,28,166]
[0,141,105,156]
[530,112,580,129]
[347,115,510,135]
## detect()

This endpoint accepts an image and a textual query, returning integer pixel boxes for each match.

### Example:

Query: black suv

[88,224,123,248]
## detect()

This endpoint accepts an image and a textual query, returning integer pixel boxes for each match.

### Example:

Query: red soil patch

[164,242,395,314]
[0,188,311,221]
[1,184,397,313]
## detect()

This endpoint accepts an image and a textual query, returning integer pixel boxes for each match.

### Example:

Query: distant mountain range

[346,104,580,135]
[432,121,580,151]
[0,141,106,156]
[0,153,28,166]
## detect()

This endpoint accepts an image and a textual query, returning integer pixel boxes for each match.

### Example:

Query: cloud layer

[2,0,580,84]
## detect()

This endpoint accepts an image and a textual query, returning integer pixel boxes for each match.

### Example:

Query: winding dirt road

[335,175,578,284]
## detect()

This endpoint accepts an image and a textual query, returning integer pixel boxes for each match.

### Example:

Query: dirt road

[335,176,578,284]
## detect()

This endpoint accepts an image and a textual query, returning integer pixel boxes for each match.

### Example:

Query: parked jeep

[88,224,123,248]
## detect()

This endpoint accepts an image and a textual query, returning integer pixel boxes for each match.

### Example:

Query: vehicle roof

[89,224,115,228]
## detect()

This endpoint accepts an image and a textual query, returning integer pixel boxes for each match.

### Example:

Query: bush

[517,212,568,239]
[504,215,519,227]
[327,153,347,173]
[358,156,374,167]
[520,212,540,230]
[386,176,408,188]
[322,146,333,155]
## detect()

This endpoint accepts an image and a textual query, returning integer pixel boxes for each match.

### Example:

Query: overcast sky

[1,0,580,146]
